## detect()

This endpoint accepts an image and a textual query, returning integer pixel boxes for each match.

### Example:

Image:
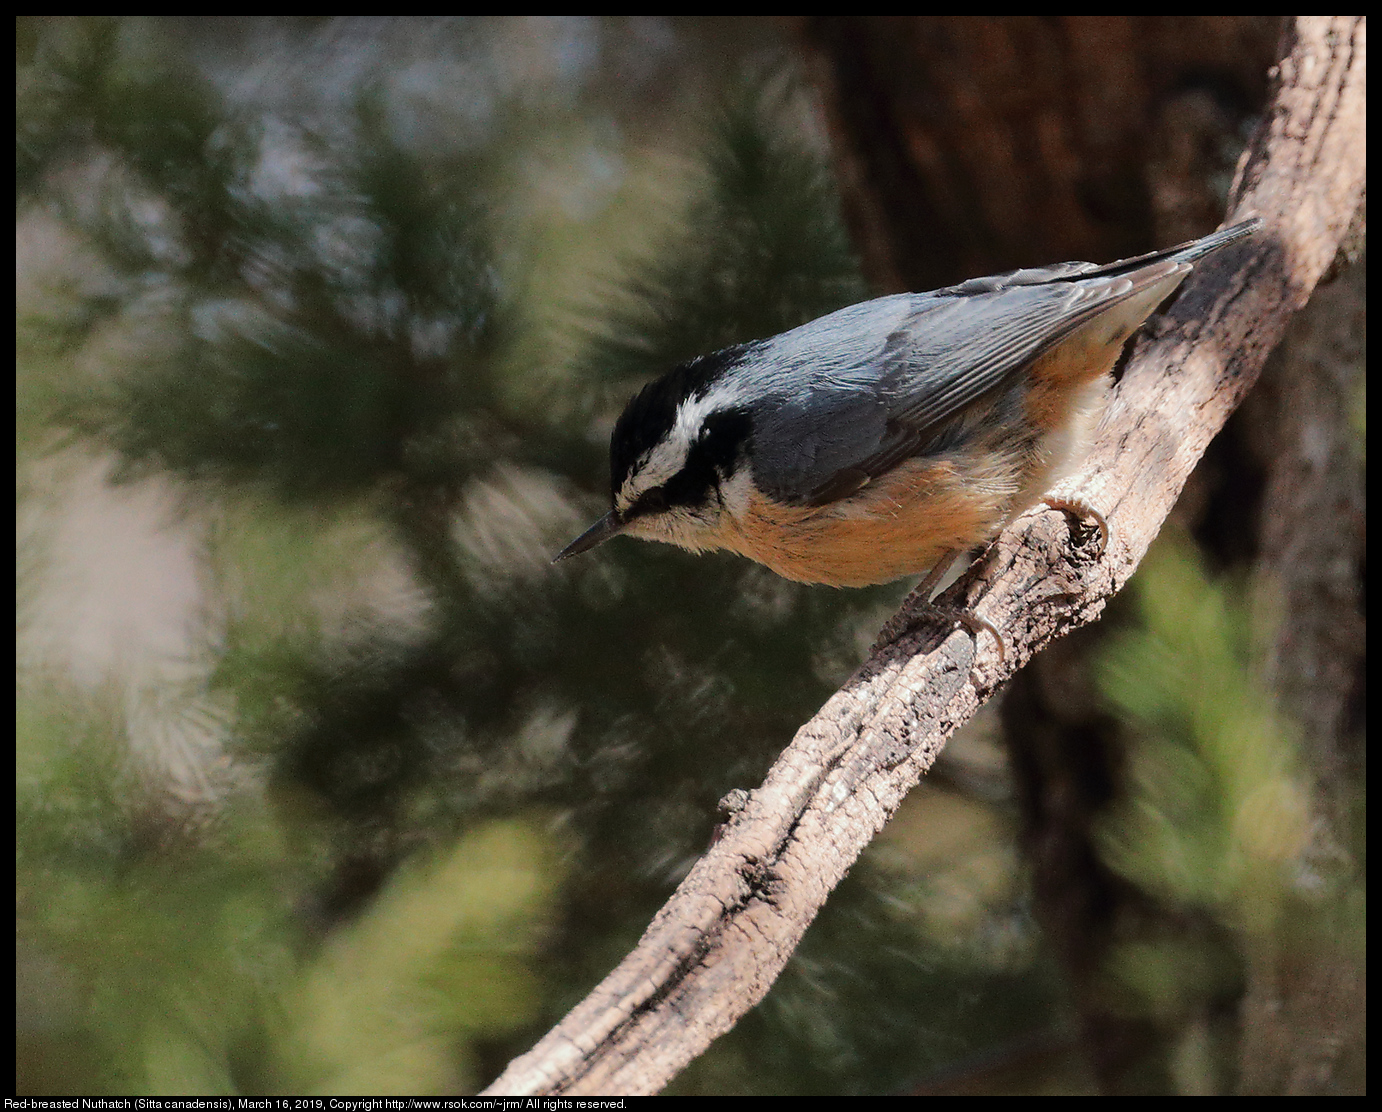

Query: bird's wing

[746,220,1260,506]
[748,271,1155,506]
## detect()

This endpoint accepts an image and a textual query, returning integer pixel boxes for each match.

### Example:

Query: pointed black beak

[554,510,626,562]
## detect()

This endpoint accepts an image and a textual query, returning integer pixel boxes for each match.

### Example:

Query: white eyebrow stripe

[671,389,721,443]
[615,381,748,512]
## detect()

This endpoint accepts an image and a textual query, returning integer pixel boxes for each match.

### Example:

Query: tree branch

[483,15,1365,1097]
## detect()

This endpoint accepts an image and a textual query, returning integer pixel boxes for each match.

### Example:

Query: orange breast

[715,452,1026,587]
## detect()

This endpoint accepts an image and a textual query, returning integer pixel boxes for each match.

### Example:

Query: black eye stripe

[620,406,754,520]
[695,408,752,472]
[608,346,759,503]
[629,487,669,517]
[662,407,752,511]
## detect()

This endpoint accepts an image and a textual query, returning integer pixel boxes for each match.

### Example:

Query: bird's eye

[635,488,669,515]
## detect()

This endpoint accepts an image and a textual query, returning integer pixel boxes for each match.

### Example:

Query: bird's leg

[872,549,1004,660]
[872,497,1107,662]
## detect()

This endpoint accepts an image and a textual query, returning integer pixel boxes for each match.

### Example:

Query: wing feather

[739,220,1260,506]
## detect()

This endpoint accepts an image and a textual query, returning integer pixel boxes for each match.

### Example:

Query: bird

[556,219,1260,601]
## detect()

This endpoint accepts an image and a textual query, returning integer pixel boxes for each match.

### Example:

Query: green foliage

[17,19,1076,1096]
[1091,530,1361,1092]
[573,78,869,408]
[261,821,556,1094]
[19,677,556,1094]
[19,675,295,1093]
[1097,531,1310,928]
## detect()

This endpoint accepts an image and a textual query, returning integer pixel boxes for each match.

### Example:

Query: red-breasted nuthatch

[556,219,1260,591]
